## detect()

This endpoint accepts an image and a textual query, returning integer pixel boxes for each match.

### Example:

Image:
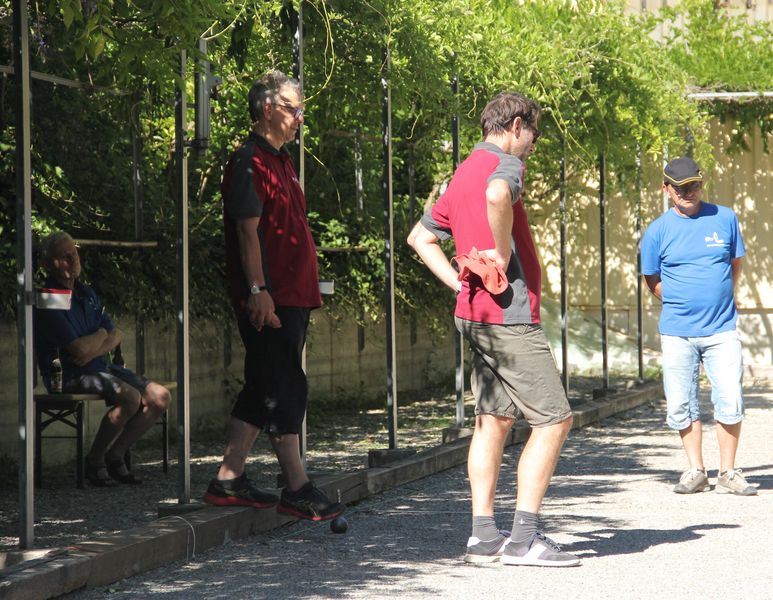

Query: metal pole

[599,153,609,391]
[131,107,146,376]
[382,46,397,449]
[408,144,417,347]
[291,3,307,461]
[355,130,364,212]
[559,137,569,394]
[635,151,644,383]
[662,145,670,214]
[451,72,464,427]
[13,0,34,549]
[292,4,304,183]
[355,130,366,351]
[175,50,191,504]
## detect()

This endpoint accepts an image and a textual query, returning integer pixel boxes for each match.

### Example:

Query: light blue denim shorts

[661,329,744,430]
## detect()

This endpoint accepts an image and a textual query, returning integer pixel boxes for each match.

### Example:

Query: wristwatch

[249,283,268,295]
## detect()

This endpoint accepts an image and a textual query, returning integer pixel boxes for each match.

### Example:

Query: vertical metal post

[408,144,417,347]
[13,0,34,549]
[292,3,304,184]
[354,130,364,212]
[382,46,397,449]
[355,130,366,351]
[559,137,569,394]
[635,151,644,383]
[175,50,191,504]
[599,153,609,391]
[291,3,307,461]
[662,145,670,214]
[131,107,146,376]
[451,72,464,427]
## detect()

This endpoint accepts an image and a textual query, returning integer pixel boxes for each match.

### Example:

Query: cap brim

[664,174,703,185]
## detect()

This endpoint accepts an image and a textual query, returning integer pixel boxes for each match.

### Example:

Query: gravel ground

[63,381,773,600]
[1,375,643,552]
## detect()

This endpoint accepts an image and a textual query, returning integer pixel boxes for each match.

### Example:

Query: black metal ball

[330,515,348,534]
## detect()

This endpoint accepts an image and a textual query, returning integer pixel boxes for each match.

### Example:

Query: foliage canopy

[0,0,769,326]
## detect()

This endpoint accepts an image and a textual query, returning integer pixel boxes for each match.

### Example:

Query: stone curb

[0,381,663,600]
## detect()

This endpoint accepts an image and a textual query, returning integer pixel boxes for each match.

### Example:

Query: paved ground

[1,375,635,551]
[64,382,773,600]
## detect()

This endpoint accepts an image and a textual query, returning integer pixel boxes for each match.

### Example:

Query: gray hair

[248,70,302,123]
[39,231,74,265]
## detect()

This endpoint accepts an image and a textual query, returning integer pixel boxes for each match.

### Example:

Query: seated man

[34,231,171,486]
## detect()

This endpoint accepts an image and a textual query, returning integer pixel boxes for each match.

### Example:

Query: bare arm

[485,179,513,269]
[67,328,123,366]
[407,222,461,292]
[731,257,743,290]
[643,274,662,301]
[236,217,280,330]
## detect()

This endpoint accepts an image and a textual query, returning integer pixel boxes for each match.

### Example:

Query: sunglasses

[274,101,304,119]
[672,181,702,196]
[524,121,541,143]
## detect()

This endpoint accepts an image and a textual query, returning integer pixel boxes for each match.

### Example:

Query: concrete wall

[0,312,455,466]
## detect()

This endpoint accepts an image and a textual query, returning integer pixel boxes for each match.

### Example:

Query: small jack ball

[330,515,348,534]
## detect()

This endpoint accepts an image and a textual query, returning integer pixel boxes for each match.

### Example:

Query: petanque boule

[330,515,348,534]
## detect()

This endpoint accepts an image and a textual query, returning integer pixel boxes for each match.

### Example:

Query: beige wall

[0,313,455,466]
[627,0,773,22]
[534,120,773,368]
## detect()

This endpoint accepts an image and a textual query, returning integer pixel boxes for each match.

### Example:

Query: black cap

[664,156,703,186]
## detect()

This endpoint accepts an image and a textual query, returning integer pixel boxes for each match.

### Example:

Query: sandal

[106,458,142,485]
[85,461,117,487]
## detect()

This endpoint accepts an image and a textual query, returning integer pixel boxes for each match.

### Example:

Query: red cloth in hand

[452,247,508,295]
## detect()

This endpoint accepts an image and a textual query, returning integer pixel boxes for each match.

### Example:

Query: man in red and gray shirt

[204,71,343,521]
[408,92,578,566]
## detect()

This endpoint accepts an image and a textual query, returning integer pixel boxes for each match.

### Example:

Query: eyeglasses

[671,181,702,196]
[524,121,541,143]
[274,101,304,119]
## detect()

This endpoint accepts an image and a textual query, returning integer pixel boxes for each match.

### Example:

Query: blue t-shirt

[641,202,745,337]
[34,279,114,390]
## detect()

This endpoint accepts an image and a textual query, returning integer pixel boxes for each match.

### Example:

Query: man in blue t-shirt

[641,156,755,496]
[34,232,171,486]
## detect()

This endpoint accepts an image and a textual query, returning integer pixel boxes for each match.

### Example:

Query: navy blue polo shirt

[34,279,114,389]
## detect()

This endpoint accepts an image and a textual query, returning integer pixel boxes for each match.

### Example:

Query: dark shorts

[64,363,150,407]
[231,306,310,435]
[455,318,572,427]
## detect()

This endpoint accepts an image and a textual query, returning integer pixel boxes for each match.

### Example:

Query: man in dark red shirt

[408,92,578,566]
[204,71,343,521]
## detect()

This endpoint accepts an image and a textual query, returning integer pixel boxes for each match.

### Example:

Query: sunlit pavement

[66,381,773,600]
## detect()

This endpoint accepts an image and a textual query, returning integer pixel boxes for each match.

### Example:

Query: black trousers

[231,306,310,435]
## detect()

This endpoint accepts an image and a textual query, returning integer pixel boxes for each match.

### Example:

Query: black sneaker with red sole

[203,473,279,508]
[277,481,344,521]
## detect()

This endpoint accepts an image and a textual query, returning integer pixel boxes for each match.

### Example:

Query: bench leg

[162,410,168,473]
[76,403,84,489]
[34,404,42,488]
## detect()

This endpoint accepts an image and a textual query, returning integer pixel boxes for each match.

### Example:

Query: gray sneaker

[463,531,510,563]
[716,469,757,496]
[673,468,709,494]
[502,532,580,567]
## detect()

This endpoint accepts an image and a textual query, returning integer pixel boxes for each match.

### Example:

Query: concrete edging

[0,381,663,600]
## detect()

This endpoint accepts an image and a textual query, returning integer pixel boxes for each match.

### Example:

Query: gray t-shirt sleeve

[486,153,523,203]
[224,149,263,220]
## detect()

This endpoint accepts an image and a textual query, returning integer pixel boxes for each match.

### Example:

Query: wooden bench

[34,381,176,489]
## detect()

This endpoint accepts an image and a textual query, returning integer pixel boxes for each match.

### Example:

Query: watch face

[250,285,260,295]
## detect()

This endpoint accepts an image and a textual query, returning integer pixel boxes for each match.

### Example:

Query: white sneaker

[716,469,757,496]
[673,468,710,494]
